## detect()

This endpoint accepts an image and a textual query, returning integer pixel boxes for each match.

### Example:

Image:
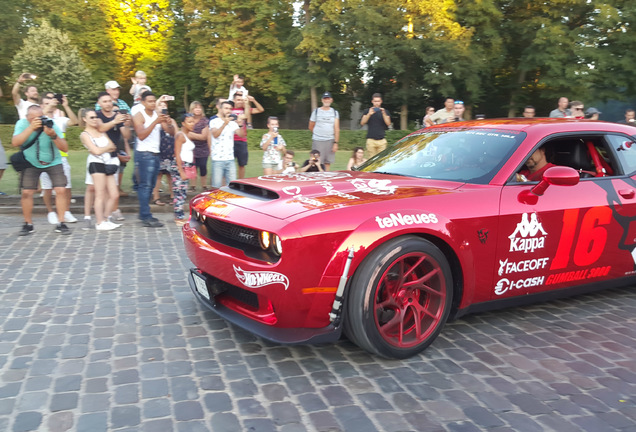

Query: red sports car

[183,118,636,358]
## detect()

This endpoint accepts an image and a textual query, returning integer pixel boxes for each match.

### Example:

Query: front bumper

[188,269,342,344]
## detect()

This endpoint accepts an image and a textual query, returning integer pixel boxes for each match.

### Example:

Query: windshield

[358,128,526,184]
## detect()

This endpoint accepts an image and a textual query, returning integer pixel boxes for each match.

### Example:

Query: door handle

[618,189,635,199]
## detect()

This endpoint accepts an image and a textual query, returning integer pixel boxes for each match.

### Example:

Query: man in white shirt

[209,101,246,188]
[132,91,174,227]
[12,73,40,120]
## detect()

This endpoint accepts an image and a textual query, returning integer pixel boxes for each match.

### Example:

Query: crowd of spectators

[4,71,636,236]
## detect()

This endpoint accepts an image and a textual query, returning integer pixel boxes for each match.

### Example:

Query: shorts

[194,156,208,177]
[234,140,248,167]
[85,161,119,185]
[41,157,71,189]
[0,144,7,170]
[21,163,66,190]
[159,158,173,173]
[89,162,118,176]
[262,162,279,170]
[312,140,336,164]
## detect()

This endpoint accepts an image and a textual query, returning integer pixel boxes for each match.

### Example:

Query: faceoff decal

[498,258,549,276]
[234,266,290,290]
[508,212,547,253]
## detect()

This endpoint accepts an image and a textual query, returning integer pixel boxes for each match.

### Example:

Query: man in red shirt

[517,147,555,181]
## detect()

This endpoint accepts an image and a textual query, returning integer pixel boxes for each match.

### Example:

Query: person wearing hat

[308,92,340,171]
[585,107,601,120]
[360,93,391,157]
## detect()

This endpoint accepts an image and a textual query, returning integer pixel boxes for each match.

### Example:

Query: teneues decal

[509,212,547,253]
[376,212,438,228]
[498,258,549,276]
[234,266,290,290]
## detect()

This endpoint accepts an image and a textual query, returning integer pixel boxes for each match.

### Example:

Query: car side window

[606,134,636,175]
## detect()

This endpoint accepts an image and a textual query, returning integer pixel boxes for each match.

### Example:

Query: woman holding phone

[171,114,196,225]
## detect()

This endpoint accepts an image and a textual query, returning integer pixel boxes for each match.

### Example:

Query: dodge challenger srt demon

[183,118,636,358]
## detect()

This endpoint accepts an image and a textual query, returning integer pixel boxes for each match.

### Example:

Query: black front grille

[207,218,261,248]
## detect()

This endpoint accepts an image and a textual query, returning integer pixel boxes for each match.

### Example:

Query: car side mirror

[518,166,580,204]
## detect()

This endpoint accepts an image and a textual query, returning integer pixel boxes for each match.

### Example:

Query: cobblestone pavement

[1,213,636,432]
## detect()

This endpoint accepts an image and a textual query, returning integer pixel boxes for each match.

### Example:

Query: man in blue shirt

[12,105,71,235]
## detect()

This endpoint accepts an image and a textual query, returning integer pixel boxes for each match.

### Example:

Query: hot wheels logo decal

[234,266,289,290]
[509,213,547,253]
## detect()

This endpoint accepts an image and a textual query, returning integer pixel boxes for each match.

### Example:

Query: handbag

[10,130,43,172]
[184,165,197,180]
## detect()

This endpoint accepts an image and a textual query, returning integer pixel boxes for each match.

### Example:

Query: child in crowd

[260,116,286,175]
[229,74,248,100]
[277,150,298,174]
[130,71,150,105]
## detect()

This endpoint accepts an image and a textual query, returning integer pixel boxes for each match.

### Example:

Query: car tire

[344,236,453,359]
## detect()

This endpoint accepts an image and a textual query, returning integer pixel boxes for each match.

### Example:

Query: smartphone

[164,96,175,101]
[54,93,64,104]
[162,108,168,115]
[119,109,128,115]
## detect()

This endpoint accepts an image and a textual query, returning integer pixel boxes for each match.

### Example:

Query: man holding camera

[12,105,70,235]
[132,91,174,227]
[360,93,391,157]
[12,73,40,120]
[209,100,246,188]
[300,150,326,173]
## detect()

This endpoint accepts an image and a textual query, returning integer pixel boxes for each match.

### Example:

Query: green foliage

[10,21,99,108]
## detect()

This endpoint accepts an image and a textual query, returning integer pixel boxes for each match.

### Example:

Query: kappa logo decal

[509,213,547,253]
[234,266,289,290]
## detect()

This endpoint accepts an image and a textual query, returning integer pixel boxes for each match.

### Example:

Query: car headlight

[260,231,271,249]
[272,234,282,256]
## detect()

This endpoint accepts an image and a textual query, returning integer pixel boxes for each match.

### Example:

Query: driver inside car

[516,147,555,182]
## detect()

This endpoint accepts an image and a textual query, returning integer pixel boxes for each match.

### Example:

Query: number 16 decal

[551,206,612,270]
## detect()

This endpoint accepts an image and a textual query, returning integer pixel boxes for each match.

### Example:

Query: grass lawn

[0,150,355,195]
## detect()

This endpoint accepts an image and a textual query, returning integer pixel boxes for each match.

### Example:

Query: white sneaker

[106,220,122,229]
[64,211,78,223]
[47,211,59,225]
[82,217,94,230]
[96,221,117,231]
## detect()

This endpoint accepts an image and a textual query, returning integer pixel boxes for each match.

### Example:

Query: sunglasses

[455,101,464,105]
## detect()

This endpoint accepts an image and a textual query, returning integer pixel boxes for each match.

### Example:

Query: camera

[119,109,128,115]
[39,116,54,128]
[273,127,278,133]
[228,113,238,121]
[161,108,168,115]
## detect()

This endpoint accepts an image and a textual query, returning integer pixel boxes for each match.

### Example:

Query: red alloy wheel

[373,252,446,348]
[345,236,453,358]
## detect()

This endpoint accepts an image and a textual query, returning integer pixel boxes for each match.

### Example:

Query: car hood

[197,171,464,220]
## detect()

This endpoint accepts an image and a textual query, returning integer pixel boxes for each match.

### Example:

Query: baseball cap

[105,81,120,89]
[321,92,333,99]
[585,107,601,116]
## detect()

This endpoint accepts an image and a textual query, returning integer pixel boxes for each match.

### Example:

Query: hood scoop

[228,182,280,200]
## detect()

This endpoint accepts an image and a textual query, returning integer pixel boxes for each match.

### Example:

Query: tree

[184,0,296,105]
[10,21,99,108]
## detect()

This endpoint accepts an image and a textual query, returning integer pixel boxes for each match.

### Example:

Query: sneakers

[19,223,34,236]
[47,211,59,225]
[55,223,71,235]
[96,220,121,231]
[142,217,164,228]
[64,211,78,223]
[111,209,125,221]
[82,217,94,230]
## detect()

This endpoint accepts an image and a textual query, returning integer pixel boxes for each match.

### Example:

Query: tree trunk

[507,69,527,118]
[400,104,408,130]
[304,0,318,111]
